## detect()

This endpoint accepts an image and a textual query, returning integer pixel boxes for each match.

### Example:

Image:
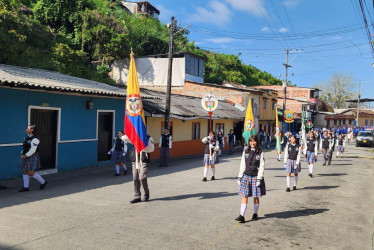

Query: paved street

[0,144,373,250]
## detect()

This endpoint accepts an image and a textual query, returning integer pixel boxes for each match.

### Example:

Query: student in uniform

[121,134,155,203]
[266,132,271,149]
[320,130,334,166]
[336,134,345,158]
[227,130,236,155]
[159,128,172,167]
[109,130,128,176]
[305,131,318,177]
[202,132,219,181]
[18,125,48,192]
[235,135,265,223]
[217,131,224,157]
[284,135,302,192]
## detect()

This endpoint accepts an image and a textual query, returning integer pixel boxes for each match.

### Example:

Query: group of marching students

[17,123,348,222]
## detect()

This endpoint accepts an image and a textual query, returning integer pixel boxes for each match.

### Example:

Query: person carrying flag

[123,49,155,203]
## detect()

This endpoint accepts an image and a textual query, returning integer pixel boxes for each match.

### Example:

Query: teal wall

[0,87,126,180]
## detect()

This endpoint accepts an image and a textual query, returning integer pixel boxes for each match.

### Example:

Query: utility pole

[282,49,292,136]
[165,16,176,130]
[356,81,361,126]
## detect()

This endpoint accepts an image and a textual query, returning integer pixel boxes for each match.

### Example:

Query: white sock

[337,152,339,157]
[309,164,313,174]
[33,173,45,184]
[278,154,281,160]
[122,165,127,171]
[211,167,215,176]
[23,175,30,188]
[287,176,290,187]
[253,203,259,214]
[204,167,208,178]
[294,176,298,186]
[115,165,120,174]
[240,204,247,216]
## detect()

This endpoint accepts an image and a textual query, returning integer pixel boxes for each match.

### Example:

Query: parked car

[356,130,374,147]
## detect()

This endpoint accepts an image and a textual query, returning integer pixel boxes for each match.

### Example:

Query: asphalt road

[0,143,373,250]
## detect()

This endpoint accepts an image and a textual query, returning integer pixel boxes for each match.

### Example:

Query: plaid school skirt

[111,150,125,163]
[204,154,216,165]
[306,151,316,163]
[337,145,344,152]
[18,153,41,171]
[238,174,266,198]
[286,159,298,174]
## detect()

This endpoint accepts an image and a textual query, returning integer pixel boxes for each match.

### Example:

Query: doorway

[98,112,113,161]
[30,108,58,169]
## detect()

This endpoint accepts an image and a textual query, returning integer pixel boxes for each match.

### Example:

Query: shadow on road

[317,173,347,177]
[302,185,339,190]
[0,156,214,209]
[264,208,329,219]
[151,192,237,201]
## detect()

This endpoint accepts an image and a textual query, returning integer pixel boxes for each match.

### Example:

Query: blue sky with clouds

[151,0,374,98]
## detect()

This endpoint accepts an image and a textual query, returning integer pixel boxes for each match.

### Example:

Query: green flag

[243,99,256,144]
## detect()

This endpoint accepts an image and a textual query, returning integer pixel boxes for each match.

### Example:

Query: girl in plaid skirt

[284,135,302,192]
[109,131,128,176]
[18,125,48,192]
[235,135,265,223]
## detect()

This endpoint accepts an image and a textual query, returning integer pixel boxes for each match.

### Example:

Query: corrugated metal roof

[0,64,158,99]
[142,89,245,119]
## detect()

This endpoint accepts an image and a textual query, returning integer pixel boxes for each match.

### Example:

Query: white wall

[112,58,186,87]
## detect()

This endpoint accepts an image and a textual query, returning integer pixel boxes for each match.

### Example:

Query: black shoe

[251,214,258,221]
[130,198,141,204]
[323,163,326,166]
[114,173,120,176]
[277,158,280,161]
[202,177,207,182]
[39,181,48,190]
[164,165,168,167]
[19,187,30,192]
[211,176,215,181]
[308,173,313,178]
[143,194,149,202]
[158,164,163,168]
[235,215,245,223]
[293,186,297,190]
[123,170,127,175]
[286,187,290,192]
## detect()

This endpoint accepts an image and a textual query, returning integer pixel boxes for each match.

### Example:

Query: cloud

[205,37,239,44]
[156,5,175,22]
[224,0,267,17]
[187,1,232,26]
[331,36,343,40]
[279,27,289,32]
[283,0,301,8]
[261,26,270,32]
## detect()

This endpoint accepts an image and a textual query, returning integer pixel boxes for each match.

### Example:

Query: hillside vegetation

[0,0,282,86]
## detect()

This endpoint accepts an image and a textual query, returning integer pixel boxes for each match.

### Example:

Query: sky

[150,0,374,99]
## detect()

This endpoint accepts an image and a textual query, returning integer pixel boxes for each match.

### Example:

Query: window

[272,102,276,110]
[371,120,373,126]
[192,122,200,140]
[349,119,352,125]
[263,100,267,109]
[334,120,337,125]
[365,120,368,126]
[161,121,173,137]
[215,123,224,135]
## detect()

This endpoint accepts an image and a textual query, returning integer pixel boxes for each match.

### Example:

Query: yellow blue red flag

[125,51,148,153]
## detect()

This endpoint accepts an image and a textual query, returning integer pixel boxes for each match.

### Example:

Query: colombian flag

[124,51,148,153]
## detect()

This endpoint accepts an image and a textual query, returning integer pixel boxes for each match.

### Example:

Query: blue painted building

[0,64,149,180]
